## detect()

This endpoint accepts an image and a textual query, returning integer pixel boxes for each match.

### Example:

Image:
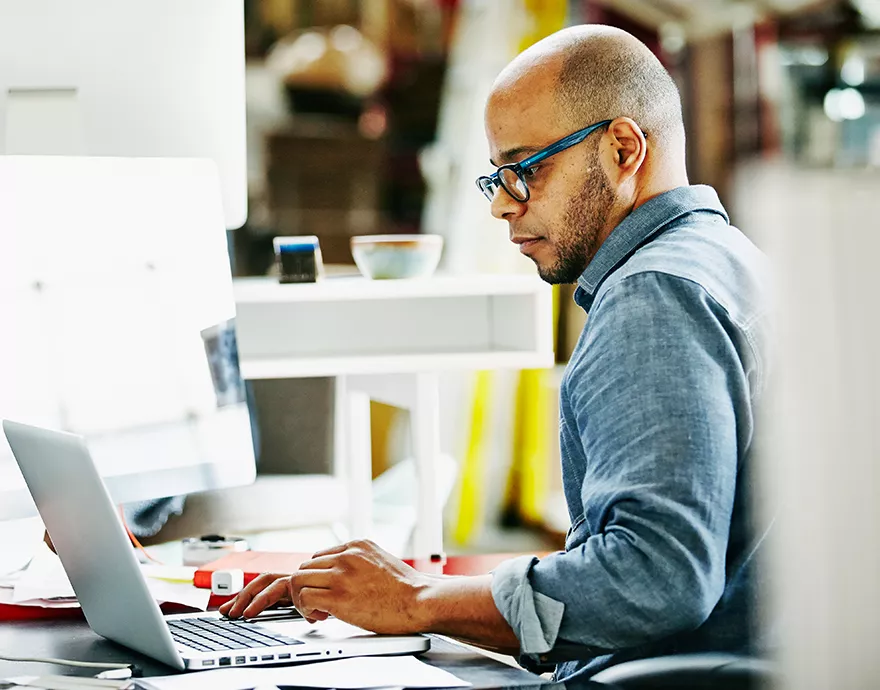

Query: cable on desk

[0,653,140,678]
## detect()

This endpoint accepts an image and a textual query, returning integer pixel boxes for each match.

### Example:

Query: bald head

[483,26,689,285]
[492,25,685,157]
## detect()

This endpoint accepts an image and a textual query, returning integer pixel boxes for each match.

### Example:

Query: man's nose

[490,188,527,220]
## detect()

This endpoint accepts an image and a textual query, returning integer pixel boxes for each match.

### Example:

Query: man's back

[502,185,772,679]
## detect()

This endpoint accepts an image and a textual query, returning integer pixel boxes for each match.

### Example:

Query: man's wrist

[410,573,521,653]
[411,574,447,632]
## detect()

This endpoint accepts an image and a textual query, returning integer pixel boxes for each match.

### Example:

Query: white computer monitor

[0,156,257,521]
[0,1,253,524]
[0,0,247,230]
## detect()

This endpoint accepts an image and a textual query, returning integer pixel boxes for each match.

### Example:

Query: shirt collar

[574,184,729,310]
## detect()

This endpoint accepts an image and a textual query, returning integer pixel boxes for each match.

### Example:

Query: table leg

[336,376,373,541]
[411,372,444,562]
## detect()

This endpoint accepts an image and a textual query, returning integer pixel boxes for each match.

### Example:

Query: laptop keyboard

[168,617,304,653]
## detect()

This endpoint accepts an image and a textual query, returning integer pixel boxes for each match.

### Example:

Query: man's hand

[219,540,433,634]
[219,539,521,653]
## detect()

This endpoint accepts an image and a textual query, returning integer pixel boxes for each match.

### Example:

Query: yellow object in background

[452,370,494,546]
[520,0,568,51]
[508,368,553,524]
[504,285,560,525]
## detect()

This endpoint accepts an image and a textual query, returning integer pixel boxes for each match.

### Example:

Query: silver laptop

[3,419,429,671]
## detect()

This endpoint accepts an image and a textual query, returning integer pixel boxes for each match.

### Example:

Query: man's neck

[596,168,690,249]
[632,164,690,211]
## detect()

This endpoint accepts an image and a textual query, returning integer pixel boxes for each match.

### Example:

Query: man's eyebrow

[490,144,542,167]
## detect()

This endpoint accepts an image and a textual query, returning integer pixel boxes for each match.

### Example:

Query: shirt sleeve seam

[593,270,752,360]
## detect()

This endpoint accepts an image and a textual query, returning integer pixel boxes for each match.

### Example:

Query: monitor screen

[0,0,247,229]
[0,156,256,521]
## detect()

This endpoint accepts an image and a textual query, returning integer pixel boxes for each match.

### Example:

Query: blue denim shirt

[491,185,772,679]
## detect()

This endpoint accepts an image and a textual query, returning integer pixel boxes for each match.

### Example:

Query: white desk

[233,274,554,560]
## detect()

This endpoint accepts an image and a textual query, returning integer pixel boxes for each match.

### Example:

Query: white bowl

[351,234,443,280]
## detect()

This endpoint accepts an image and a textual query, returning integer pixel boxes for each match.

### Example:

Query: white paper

[11,674,130,689]
[9,550,208,610]
[11,548,75,602]
[137,656,470,690]
[0,517,43,578]
[0,586,80,609]
[0,566,26,589]
[146,578,210,611]
[140,565,196,584]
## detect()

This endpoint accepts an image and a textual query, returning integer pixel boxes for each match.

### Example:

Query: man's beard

[535,164,615,285]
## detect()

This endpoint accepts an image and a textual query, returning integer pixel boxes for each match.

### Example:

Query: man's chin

[535,258,586,285]
[535,264,567,285]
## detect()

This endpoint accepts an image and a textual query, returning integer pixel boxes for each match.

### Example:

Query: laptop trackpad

[258,618,388,642]
[254,618,384,642]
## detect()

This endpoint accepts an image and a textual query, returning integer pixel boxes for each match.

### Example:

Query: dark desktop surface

[0,618,771,690]
[0,617,551,688]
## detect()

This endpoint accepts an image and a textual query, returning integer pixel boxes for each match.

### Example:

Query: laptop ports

[261,654,274,661]
[235,656,246,665]
[278,653,291,660]
[201,660,215,667]
[219,657,231,666]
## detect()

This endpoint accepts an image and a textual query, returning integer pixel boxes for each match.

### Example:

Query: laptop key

[169,622,240,650]
[169,617,303,650]
[188,618,302,647]
[170,634,213,653]
[171,635,217,653]
[172,631,227,652]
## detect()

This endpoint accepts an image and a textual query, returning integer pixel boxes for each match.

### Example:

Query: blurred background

[1,2,878,686]
[2,1,879,684]
[227,0,880,557]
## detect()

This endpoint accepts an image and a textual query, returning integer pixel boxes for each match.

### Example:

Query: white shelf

[240,350,553,379]
[233,274,554,379]
[233,274,551,303]
[232,273,554,559]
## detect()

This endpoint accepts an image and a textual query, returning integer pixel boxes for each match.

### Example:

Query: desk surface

[0,618,547,689]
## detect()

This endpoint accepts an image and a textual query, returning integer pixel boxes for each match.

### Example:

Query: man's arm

[219,540,521,654]
[418,573,520,653]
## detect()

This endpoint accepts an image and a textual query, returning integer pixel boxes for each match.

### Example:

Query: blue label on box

[277,240,317,254]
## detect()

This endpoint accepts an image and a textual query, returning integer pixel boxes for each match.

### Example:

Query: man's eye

[522,166,540,178]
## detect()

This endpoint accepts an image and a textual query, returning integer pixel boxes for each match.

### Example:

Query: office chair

[590,653,777,690]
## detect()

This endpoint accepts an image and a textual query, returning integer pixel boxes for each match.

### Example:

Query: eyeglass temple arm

[516,119,613,170]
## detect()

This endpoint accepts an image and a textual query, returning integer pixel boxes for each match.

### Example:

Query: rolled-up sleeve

[491,555,565,655]
[491,270,749,661]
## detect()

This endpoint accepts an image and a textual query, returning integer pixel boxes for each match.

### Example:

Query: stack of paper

[137,656,471,690]
[2,675,131,689]
[0,547,210,611]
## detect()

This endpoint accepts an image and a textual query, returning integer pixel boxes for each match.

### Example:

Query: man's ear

[603,117,647,184]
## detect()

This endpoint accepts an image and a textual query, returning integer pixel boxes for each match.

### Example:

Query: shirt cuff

[491,554,566,659]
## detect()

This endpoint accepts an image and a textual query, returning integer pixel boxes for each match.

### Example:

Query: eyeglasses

[475,119,612,203]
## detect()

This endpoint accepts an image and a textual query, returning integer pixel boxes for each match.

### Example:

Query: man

[221,25,772,680]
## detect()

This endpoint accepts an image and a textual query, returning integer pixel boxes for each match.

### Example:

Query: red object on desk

[193,551,312,589]
[0,603,85,621]
[0,600,219,622]
[194,551,548,590]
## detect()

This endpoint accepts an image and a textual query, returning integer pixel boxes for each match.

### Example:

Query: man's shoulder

[597,217,771,330]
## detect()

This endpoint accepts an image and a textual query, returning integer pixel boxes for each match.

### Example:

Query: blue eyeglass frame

[476,119,613,203]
